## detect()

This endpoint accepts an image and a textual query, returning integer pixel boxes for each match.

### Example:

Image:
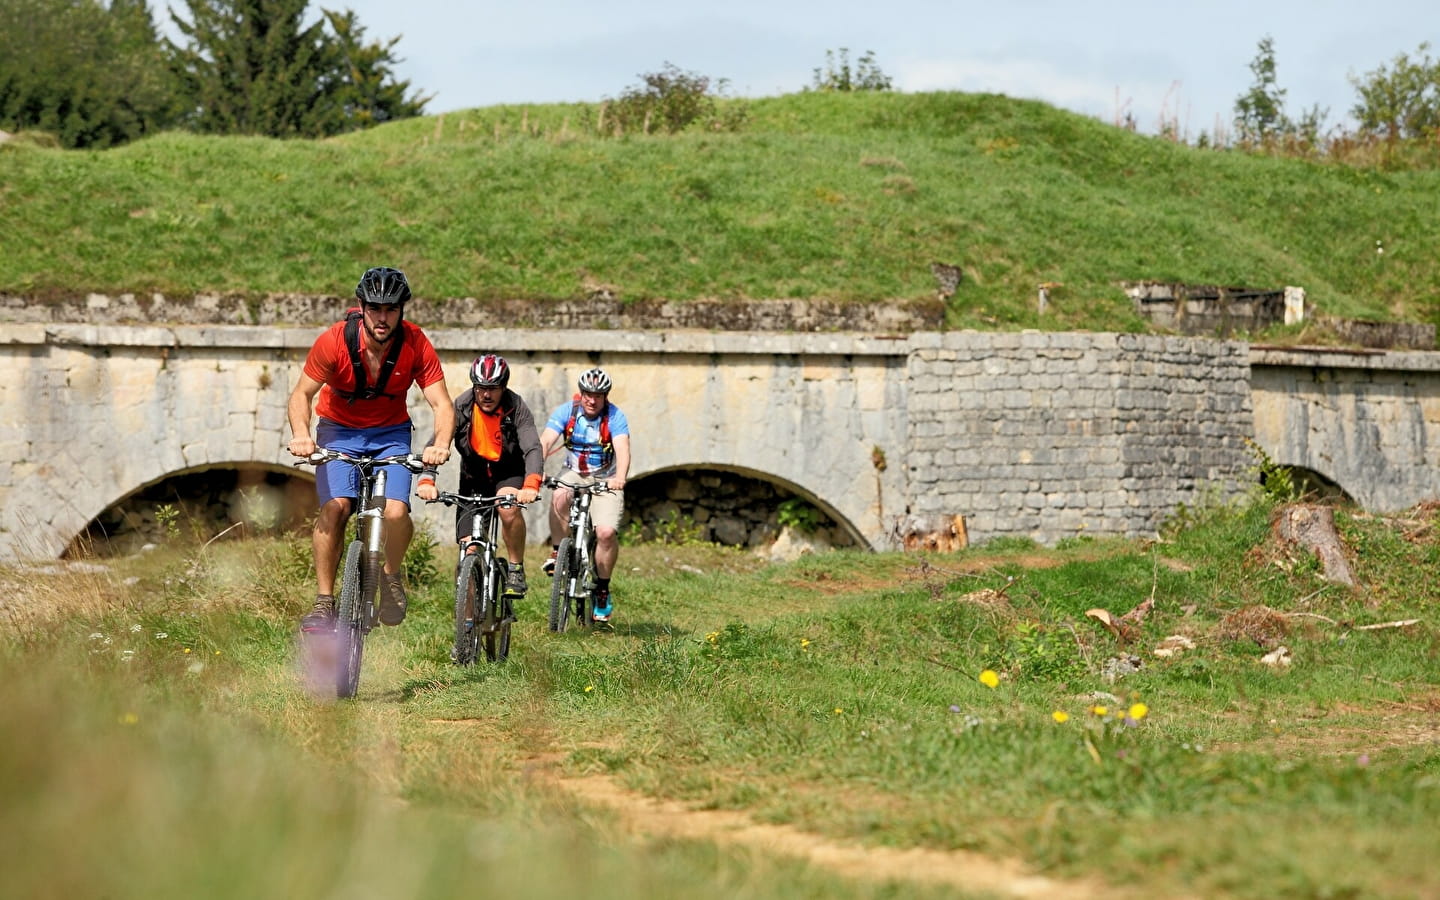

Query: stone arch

[1272,464,1355,505]
[63,461,314,557]
[626,462,868,548]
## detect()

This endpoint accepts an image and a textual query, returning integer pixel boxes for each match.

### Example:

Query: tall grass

[4,92,1438,331]
[5,488,1439,898]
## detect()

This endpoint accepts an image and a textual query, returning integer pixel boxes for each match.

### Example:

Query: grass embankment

[4,91,1438,332]
[4,492,1438,899]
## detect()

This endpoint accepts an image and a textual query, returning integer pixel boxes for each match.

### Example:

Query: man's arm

[608,433,630,491]
[286,373,325,457]
[420,378,455,467]
[538,425,563,459]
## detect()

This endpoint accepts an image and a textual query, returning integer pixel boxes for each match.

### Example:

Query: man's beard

[363,318,396,345]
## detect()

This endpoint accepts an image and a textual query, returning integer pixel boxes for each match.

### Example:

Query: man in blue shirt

[538,367,631,622]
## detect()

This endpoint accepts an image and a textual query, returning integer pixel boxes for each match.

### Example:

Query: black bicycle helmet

[470,354,511,389]
[577,367,612,393]
[355,266,411,306]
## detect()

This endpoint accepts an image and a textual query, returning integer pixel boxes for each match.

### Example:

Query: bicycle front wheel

[335,540,366,698]
[548,537,575,633]
[482,560,511,662]
[453,554,482,666]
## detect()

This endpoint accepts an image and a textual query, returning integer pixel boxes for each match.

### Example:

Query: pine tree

[324,8,430,128]
[166,0,341,137]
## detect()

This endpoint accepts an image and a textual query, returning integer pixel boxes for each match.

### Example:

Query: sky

[155,1,1437,137]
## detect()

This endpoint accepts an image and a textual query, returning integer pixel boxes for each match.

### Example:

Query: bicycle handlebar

[425,490,530,510]
[542,475,611,495]
[292,448,427,473]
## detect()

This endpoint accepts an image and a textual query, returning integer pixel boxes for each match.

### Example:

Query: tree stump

[1273,504,1356,587]
[894,513,968,552]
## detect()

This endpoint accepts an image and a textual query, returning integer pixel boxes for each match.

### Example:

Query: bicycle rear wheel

[453,554,482,666]
[482,560,511,662]
[548,537,575,632]
[334,541,366,698]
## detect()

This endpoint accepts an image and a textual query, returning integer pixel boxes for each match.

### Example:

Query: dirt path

[526,753,1120,899]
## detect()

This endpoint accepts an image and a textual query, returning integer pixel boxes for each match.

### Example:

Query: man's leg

[378,499,413,626]
[302,497,352,630]
[382,499,413,576]
[544,486,573,575]
[594,525,618,579]
[313,497,353,594]
[498,487,526,564]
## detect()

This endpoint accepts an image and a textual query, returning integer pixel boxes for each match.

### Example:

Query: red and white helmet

[470,354,510,389]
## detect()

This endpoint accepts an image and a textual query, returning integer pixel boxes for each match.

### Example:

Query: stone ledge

[0,292,943,334]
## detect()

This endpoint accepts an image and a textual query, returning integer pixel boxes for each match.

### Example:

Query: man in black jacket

[417,354,542,596]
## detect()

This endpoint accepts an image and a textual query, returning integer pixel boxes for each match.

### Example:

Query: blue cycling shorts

[313,419,415,508]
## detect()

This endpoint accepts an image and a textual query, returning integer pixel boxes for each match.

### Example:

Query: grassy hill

[4,91,1438,333]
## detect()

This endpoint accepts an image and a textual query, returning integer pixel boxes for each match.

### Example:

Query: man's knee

[595,524,617,543]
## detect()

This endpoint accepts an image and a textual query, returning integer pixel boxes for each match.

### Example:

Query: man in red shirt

[286,266,455,632]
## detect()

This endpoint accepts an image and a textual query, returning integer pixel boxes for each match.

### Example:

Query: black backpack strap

[339,311,406,403]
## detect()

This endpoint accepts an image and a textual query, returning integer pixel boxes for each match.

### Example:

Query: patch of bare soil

[525,753,1125,899]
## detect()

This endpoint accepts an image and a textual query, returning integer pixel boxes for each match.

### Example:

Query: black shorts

[454,474,525,542]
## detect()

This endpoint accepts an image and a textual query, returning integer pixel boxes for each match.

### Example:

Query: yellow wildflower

[584,685,594,693]
[1052,711,1070,723]
[978,670,1000,689]
[1090,705,1108,716]
[1129,703,1149,720]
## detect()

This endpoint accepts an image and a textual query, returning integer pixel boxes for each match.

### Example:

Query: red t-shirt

[304,315,445,428]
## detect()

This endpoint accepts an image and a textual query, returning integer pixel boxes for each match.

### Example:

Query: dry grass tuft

[1216,604,1291,648]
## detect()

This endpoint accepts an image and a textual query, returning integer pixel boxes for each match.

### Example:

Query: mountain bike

[544,475,610,632]
[294,448,425,698]
[426,490,529,665]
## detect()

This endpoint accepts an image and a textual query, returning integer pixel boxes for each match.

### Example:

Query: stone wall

[18,318,1440,560]
[1250,346,1440,513]
[905,332,1254,545]
[1123,281,1287,337]
[0,292,942,333]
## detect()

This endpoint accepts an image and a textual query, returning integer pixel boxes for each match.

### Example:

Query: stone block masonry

[0,318,1381,559]
[906,331,1254,545]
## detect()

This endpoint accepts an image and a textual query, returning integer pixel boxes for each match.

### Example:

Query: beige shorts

[557,471,625,531]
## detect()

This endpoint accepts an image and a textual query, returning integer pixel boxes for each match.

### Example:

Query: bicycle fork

[358,470,387,625]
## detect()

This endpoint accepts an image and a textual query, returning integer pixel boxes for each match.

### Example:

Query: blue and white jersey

[545,400,630,477]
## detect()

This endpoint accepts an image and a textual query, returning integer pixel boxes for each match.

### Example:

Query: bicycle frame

[544,476,607,632]
[429,490,525,664]
[295,448,424,696]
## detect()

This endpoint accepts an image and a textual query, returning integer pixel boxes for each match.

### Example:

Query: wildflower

[214,650,221,656]
[948,704,962,713]
[800,638,811,651]
[183,648,191,654]
[120,650,135,662]
[1128,703,1149,720]
[705,631,720,645]
[154,632,168,640]
[833,707,844,715]
[1357,753,1370,767]
[118,712,138,725]
[1052,710,1070,723]
[584,684,594,693]
[89,632,104,641]
[129,624,142,633]
[1090,705,1108,716]
[978,670,1000,689]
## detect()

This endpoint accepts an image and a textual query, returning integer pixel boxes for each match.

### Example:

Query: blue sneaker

[591,586,613,623]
